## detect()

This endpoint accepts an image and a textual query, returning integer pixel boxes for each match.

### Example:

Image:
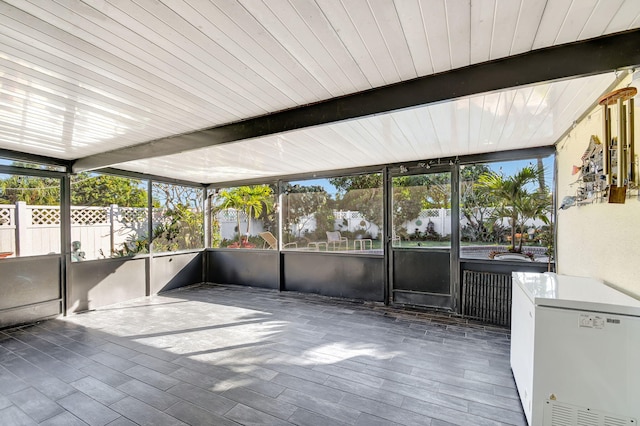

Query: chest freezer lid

[513,272,640,316]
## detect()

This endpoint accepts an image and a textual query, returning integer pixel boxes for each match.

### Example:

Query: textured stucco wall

[555,76,640,298]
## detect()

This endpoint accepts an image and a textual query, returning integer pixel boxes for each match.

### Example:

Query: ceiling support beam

[72,29,640,173]
[0,148,72,170]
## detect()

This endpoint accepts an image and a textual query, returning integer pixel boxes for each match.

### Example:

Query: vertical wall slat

[462,270,511,326]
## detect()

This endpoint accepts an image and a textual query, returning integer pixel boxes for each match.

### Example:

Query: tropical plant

[151,203,204,252]
[537,223,555,258]
[113,232,149,257]
[217,185,273,242]
[150,183,204,253]
[477,165,549,252]
[514,191,552,252]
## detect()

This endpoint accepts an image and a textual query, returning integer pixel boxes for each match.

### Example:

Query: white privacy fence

[290,210,382,239]
[216,209,267,240]
[289,209,448,239]
[289,208,546,240]
[402,209,452,237]
[216,208,453,240]
[0,203,549,257]
[0,202,150,259]
[0,203,250,258]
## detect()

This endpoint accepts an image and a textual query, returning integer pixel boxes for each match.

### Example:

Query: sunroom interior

[1,1,640,424]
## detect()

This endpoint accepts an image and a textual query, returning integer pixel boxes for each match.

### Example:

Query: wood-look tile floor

[0,284,526,425]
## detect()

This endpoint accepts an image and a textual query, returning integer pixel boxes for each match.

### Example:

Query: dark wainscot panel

[0,255,62,328]
[284,252,384,301]
[207,249,279,290]
[69,256,146,314]
[151,252,203,294]
[393,250,450,294]
[459,259,552,325]
[392,250,452,310]
[461,259,552,275]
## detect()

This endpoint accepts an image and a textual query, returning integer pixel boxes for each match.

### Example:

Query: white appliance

[510,272,640,426]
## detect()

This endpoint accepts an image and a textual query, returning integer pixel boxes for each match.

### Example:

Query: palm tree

[536,157,546,191]
[478,166,545,252]
[515,191,552,252]
[217,185,273,241]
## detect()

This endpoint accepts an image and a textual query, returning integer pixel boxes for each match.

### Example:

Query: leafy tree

[0,170,151,207]
[153,183,201,210]
[310,202,336,241]
[460,164,492,182]
[392,174,452,238]
[0,175,60,205]
[258,184,279,234]
[282,184,332,241]
[391,180,425,238]
[392,174,452,210]
[71,173,148,207]
[329,174,382,233]
[409,174,451,209]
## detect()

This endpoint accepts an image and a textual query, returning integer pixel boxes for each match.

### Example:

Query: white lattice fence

[120,207,147,224]
[0,203,151,258]
[73,206,147,259]
[30,206,61,225]
[0,205,15,253]
[71,207,109,225]
[27,206,97,226]
[217,209,248,222]
[0,206,13,226]
[418,209,440,218]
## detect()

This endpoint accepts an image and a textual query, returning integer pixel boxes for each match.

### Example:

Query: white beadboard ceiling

[114,72,618,183]
[1,0,639,183]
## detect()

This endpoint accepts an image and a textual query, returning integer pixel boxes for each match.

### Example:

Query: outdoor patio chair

[303,237,327,251]
[326,231,348,250]
[259,231,297,250]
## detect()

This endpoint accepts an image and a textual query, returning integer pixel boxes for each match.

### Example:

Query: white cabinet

[510,272,640,426]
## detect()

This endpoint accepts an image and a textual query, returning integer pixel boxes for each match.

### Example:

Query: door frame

[385,163,460,311]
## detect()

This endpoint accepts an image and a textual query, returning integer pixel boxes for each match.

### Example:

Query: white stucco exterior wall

[555,76,640,298]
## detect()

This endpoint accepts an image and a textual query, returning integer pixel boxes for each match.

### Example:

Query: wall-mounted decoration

[573,87,637,205]
[575,135,607,203]
[597,86,636,203]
